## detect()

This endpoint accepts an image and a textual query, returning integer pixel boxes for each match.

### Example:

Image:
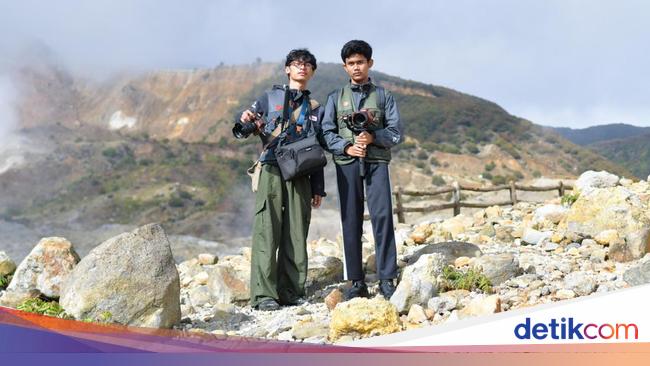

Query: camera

[233,113,265,139]
[341,110,374,133]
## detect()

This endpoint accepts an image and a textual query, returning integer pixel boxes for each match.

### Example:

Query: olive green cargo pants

[250,164,312,307]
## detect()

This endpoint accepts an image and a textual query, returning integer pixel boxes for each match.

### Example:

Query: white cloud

[1,0,650,127]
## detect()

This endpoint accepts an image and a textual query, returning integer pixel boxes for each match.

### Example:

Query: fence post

[394,186,405,224]
[509,181,518,205]
[558,181,565,197]
[452,181,461,216]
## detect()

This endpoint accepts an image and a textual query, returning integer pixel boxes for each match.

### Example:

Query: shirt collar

[349,78,374,92]
[289,88,310,102]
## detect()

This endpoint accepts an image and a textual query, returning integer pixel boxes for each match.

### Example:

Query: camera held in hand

[341,109,375,133]
[233,113,265,139]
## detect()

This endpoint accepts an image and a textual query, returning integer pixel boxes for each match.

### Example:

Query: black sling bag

[275,86,327,181]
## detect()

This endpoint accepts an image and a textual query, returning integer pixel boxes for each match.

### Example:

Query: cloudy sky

[2,0,650,128]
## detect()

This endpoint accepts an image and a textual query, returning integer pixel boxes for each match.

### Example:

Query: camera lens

[352,112,368,124]
[232,122,258,138]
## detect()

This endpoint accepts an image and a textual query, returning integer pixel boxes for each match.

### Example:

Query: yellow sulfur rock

[329,297,402,341]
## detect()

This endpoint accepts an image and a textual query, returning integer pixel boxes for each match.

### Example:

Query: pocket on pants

[255,198,267,216]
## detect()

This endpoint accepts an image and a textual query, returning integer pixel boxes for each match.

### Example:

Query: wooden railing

[364,181,573,223]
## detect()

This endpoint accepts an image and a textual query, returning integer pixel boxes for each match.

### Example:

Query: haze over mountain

[554,123,650,178]
[0,55,634,261]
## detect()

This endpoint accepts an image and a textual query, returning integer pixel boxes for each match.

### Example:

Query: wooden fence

[365,181,574,223]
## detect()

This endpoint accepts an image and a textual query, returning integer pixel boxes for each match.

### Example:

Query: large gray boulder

[407,241,482,265]
[558,186,650,262]
[60,224,181,328]
[0,237,79,307]
[390,253,445,313]
[575,170,620,195]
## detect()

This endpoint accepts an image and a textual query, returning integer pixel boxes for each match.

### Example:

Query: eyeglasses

[290,62,313,70]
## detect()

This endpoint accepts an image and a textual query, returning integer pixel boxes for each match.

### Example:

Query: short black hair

[341,40,372,62]
[285,48,317,70]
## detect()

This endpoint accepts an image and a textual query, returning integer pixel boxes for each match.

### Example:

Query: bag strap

[376,85,386,111]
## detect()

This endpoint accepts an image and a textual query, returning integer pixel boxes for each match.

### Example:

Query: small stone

[556,289,576,299]
[566,242,581,250]
[522,228,553,245]
[198,253,217,265]
[407,304,428,323]
[564,272,597,296]
[325,289,343,311]
[193,271,209,285]
[543,242,560,252]
[292,319,329,340]
[427,295,457,313]
[567,247,580,256]
[0,252,16,276]
[473,253,521,286]
[485,206,502,221]
[425,308,436,320]
[454,256,471,267]
[458,295,501,319]
[594,230,621,246]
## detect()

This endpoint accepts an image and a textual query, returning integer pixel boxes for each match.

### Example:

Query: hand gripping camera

[232,113,265,139]
[341,109,376,177]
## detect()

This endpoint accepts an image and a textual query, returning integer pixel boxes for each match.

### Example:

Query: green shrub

[466,143,479,154]
[416,150,429,160]
[561,192,580,207]
[178,190,193,200]
[431,175,446,186]
[168,196,185,207]
[102,147,118,158]
[484,162,496,172]
[17,298,68,318]
[441,266,492,293]
[491,175,507,185]
[429,156,440,166]
[482,172,493,180]
[439,144,461,154]
[414,161,426,169]
[513,171,524,180]
[532,170,542,178]
[0,274,9,289]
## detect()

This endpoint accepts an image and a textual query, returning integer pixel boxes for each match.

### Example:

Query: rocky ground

[2,170,650,344]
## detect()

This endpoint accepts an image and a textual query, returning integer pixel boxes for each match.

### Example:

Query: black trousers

[336,160,398,281]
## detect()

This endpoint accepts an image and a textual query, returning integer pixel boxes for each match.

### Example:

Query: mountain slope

[0,60,636,260]
[554,123,650,145]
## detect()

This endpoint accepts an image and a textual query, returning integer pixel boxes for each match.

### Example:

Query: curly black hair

[285,49,317,70]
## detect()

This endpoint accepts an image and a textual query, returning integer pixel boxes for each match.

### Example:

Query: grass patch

[17,298,69,318]
[0,274,10,289]
[561,192,580,207]
[441,266,493,293]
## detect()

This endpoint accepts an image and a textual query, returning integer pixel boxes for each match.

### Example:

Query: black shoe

[256,298,280,311]
[283,297,308,306]
[344,280,369,300]
[379,279,396,299]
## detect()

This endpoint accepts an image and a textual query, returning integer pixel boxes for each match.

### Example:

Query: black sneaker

[378,279,396,299]
[344,280,369,300]
[256,298,280,311]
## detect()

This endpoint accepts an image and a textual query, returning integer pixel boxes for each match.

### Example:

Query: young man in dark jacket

[235,49,325,311]
[322,40,403,300]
